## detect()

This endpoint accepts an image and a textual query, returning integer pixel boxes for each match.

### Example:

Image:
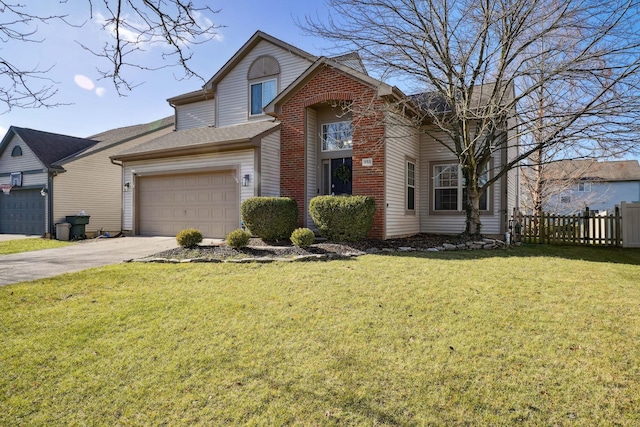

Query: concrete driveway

[0,236,178,286]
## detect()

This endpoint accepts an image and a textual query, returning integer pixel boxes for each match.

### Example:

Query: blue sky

[0,0,334,138]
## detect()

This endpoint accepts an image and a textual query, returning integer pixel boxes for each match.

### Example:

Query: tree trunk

[465,185,483,236]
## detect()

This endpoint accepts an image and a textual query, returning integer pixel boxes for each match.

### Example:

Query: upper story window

[322,121,353,151]
[578,182,591,192]
[432,162,488,212]
[248,56,280,116]
[11,146,22,157]
[250,79,277,115]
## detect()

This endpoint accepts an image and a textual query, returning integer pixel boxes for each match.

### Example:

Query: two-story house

[111,31,519,239]
[543,159,640,215]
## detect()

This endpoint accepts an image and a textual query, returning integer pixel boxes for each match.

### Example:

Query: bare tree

[0,0,220,112]
[303,0,640,235]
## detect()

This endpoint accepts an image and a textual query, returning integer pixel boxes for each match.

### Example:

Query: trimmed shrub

[226,228,251,249]
[309,195,376,242]
[176,228,203,248]
[240,197,298,241]
[290,228,316,247]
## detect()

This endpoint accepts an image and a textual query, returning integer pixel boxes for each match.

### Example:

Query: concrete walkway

[0,236,178,286]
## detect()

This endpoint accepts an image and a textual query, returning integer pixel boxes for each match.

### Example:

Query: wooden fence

[621,202,640,248]
[513,207,622,246]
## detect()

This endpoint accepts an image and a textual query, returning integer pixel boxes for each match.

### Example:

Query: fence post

[615,206,622,246]
[583,207,590,245]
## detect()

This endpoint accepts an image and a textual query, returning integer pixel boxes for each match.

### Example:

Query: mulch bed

[151,234,471,261]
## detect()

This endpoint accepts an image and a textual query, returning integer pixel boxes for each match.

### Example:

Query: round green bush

[226,228,251,248]
[176,228,203,248]
[290,228,315,247]
[240,197,298,241]
[309,195,376,242]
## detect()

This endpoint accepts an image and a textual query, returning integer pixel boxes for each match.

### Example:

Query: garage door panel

[0,189,45,235]
[138,171,239,238]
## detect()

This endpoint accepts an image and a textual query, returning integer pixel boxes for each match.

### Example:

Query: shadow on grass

[378,244,640,266]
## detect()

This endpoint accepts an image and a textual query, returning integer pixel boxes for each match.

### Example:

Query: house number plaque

[362,158,373,167]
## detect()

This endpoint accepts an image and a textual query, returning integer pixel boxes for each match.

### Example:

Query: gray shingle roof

[82,116,175,156]
[112,120,280,160]
[545,159,640,182]
[8,127,99,169]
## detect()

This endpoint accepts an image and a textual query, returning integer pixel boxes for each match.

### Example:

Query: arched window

[248,56,280,116]
[11,145,22,157]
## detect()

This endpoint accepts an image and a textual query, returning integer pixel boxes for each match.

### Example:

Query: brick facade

[279,64,386,239]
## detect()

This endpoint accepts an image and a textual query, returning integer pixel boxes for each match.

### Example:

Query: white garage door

[137,171,239,238]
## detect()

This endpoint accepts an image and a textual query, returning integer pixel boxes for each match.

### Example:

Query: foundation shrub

[240,197,298,241]
[176,228,203,248]
[309,195,375,242]
[290,228,316,247]
[226,229,251,249]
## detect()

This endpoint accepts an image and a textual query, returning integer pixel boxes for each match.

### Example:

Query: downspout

[110,158,125,233]
[48,172,55,237]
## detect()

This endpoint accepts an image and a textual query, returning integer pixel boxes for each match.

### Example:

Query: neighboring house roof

[545,159,640,182]
[51,116,175,166]
[0,127,99,171]
[111,120,281,161]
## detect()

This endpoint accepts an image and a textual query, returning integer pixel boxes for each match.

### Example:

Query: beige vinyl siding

[384,112,420,238]
[52,127,173,234]
[260,130,280,196]
[123,150,255,232]
[419,129,503,235]
[505,114,519,217]
[216,40,313,127]
[0,135,46,173]
[305,108,317,229]
[176,99,216,130]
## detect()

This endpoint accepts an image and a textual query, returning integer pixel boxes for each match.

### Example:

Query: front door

[330,157,352,195]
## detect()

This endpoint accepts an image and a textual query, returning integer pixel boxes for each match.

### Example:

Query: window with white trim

[250,79,277,116]
[407,160,416,212]
[322,121,353,151]
[578,182,591,192]
[432,163,488,211]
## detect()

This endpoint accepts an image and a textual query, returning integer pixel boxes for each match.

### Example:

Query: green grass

[0,238,72,255]
[2,245,639,426]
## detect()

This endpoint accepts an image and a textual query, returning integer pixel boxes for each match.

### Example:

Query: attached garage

[137,171,239,238]
[0,188,45,235]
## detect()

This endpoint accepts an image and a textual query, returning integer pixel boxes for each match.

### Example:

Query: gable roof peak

[2,126,99,170]
[202,30,317,92]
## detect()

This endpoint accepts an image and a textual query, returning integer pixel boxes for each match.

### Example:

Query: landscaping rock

[137,233,513,263]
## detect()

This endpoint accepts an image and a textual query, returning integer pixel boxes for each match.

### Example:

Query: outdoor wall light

[242,174,251,187]
[40,187,48,197]
[123,182,131,192]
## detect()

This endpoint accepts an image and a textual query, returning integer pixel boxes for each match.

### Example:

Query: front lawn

[1,245,639,425]
[0,237,72,255]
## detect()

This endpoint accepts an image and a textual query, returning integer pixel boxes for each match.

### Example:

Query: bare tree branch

[0,0,221,110]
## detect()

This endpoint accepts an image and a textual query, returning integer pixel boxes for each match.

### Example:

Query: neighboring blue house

[544,159,640,215]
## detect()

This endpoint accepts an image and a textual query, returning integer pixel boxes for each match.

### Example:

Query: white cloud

[0,126,7,137]
[95,87,106,97]
[94,11,163,46]
[74,75,95,91]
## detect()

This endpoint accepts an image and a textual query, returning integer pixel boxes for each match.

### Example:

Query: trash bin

[56,223,71,241]
[65,215,90,240]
